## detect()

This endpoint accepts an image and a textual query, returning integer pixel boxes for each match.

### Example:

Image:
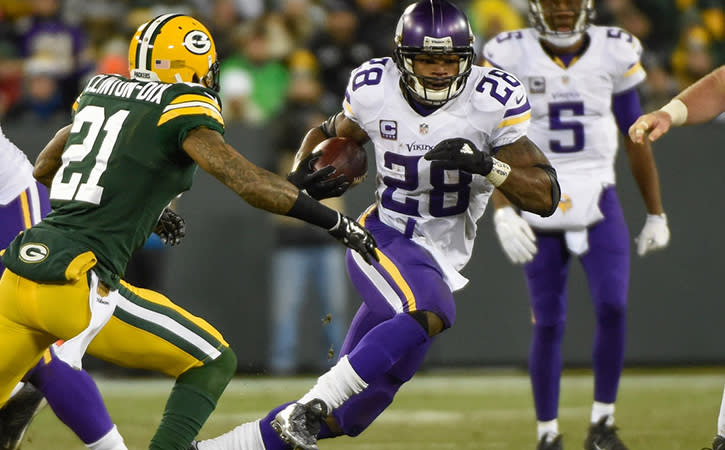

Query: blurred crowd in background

[0,0,722,129]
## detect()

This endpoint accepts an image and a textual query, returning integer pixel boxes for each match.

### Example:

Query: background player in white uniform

[629,65,725,450]
[0,125,128,450]
[189,1,559,450]
[483,0,670,449]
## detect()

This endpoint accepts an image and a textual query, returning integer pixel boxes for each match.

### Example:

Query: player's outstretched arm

[182,126,379,263]
[33,124,72,187]
[630,65,725,143]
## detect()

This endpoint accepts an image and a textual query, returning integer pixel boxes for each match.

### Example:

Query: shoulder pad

[591,26,646,91]
[482,30,527,69]
[467,66,531,143]
[158,82,224,128]
[343,58,391,121]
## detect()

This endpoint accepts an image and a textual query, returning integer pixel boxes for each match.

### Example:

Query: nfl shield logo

[419,123,429,134]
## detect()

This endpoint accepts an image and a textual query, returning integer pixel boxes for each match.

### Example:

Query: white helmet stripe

[136,13,180,71]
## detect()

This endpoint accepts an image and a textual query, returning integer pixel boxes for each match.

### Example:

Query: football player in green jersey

[0,14,377,450]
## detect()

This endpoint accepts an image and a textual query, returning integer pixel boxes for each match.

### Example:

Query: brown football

[312,137,368,187]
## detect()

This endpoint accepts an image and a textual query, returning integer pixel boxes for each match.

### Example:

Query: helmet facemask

[393,0,476,107]
[394,42,474,106]
[198,59,220,92]
[529,0,595,48]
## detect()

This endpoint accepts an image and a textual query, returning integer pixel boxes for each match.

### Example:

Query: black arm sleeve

[319,112,341,138]
[534,164,561,217]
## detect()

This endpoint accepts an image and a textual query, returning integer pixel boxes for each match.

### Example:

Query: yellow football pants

[0,268,228,406]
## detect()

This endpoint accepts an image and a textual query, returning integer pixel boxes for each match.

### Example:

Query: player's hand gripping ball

[287,137,367,200]
[311,137,368,188]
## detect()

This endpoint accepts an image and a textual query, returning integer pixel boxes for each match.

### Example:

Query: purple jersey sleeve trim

[612,88,643,136]
[504,99,531,118]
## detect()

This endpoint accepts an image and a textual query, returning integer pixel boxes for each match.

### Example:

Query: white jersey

[483,26,646,230]
[343,58,531,290]
[0,125,35,205]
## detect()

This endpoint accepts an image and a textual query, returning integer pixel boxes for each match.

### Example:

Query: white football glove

[635,213,670,256]
[493,206,538,264]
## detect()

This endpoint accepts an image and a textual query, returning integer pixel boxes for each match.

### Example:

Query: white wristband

[486,158,511,187]
[659,99,688,126]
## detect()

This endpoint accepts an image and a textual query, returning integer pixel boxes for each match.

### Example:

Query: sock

[718,385,725,436]
[298,356,368,412]
[86,425,128,450]
[149,347,236,450]
[196,420,265,450]
[537,419,559,441]
[28,352,114,444]
[591,401,615,426]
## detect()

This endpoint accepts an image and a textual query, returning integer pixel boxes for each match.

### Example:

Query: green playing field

[19,368,724,449]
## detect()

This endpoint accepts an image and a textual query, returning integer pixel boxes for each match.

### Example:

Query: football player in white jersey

[188,1,559,450]
[629,65,725,450]
[482,0,670,449]
[0,124,129,450]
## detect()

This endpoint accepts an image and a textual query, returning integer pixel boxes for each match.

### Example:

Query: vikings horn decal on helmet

[529,0,595,48]
[393,0,475,106]
[129,14,220,91]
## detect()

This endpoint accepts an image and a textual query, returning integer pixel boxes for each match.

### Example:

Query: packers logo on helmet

[129,14,219,91]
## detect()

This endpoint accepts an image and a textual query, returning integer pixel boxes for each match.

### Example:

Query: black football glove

[153,207,186,246]
[329,215,379,265]
[423,138,493,175]
[287,152,350,200]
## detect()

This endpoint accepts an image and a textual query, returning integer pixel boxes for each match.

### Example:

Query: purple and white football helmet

[393,0,475,106]
[529,0,595,48]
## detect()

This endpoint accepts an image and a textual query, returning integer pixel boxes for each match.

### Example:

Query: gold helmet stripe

[136,13,182,73]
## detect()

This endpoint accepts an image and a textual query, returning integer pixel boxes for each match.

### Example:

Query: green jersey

[2,74,225,286]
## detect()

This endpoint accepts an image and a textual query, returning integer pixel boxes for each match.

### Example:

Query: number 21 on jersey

[51,105,129,205]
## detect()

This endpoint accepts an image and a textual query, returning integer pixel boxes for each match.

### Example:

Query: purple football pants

[258,209,454,447]
[525,186,630,421]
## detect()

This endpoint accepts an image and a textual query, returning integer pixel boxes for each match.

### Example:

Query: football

[312,137,368,187]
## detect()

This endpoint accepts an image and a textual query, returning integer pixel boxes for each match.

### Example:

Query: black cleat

[0,384,47,450]
[537,433,563,450]
[704,435,725,450]
[271,399,328,450]
[584,417,628,450]
[187,440,199,450]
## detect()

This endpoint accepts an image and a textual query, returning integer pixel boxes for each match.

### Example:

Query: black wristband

[286,191,340,230]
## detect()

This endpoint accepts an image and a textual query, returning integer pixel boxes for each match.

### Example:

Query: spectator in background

[671,23,719,89]
[219,15,291,125]
[8,55,69,122]
[15,0,92,111]
[468,0,525,56]
[354,0,402,56]
[275,0,327,46]
[308,1,374,114]
[0,29,24,118]
[203,0,244,61]
[267,50,349,375]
